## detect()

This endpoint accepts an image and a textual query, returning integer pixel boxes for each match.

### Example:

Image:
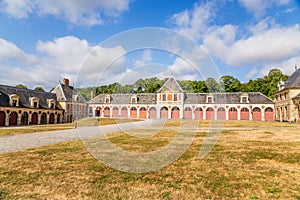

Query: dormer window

[131,95,137,104]
[207,96,213,103]
[162,94,166,101]
[9,94,19,107]
[174,94,178,101]
[240,94,249,103]
[105,95,110,104]
[47,99,56,109]
[30,97,40,108]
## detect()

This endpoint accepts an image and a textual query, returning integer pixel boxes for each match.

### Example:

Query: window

[162,94,166,101]
[242,97,248,103]
[240,95,249,103]
[174,94,178,101]
[33,102,38,108]
[10,94,19,107]
[207,96,213,103]
[105,96,110,103]
[12,100,17,107]
[30,97,39,108]
[131,96,137,104]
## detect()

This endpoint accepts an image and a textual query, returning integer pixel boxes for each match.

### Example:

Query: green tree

[15,84,27,89]
[34,87,45,92]
[206,78,220,92]
[220,75,241,92]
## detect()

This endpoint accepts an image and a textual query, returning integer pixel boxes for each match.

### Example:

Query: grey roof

[292,92,300,100]
[89,93,157,104]
[51,83,87,103]
[0,84,63,109]
[185,92,274,104]
[284,69,300,89]
[157,77,184,93]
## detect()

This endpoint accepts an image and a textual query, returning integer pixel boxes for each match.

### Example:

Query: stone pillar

[192,108,195,120]
[237,109,241,120]
[262,110,265,121]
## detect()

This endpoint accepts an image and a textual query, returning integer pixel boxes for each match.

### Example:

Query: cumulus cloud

[169,1,214,40]
[0,0,131,26]
[203,25,300,67]
[239,0,291,18]
[0,37,127,89]
[133,49,152,67]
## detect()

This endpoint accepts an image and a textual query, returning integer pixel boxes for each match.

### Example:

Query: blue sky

[0,0,300,90]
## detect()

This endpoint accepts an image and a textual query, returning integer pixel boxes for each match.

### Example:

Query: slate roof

[284,68,300,89]
[185,92,273,104]
[51,83,87,103]
[88,93,157,104]
[157,77,184,93]
[0,84,63,109]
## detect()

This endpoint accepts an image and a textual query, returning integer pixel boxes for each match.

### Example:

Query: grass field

[0,118,140,137]
[0,120,299,199]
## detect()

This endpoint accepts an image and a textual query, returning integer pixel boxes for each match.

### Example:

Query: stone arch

[252,107,261,121]
[265,107,274,121]
[240,107,250,120]
[195,107,203,119]
[121,107,128,118]
[206,107,214,120]
[41,113,47,124]
[95,106,101,117]
[171,107,180,119]
[9,111,18,126]
[21,112,29,125]
[228,107,237,120]
[139,107,147,118]
[130,107,137,118]
[183,107,192,119]
[112,107,119,118]
[49,113,55,124]
[104,107,110,117]
[31,112,38,125]
[149,107,157,119]
[160,107,168,119]
[57,113,61,123]
[0,111,6,126]
[217,107,226,120]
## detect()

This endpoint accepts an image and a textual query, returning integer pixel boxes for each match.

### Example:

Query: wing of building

[88,77,275,121]
[0,85,64,126]
[50,78,88,122]
[274,68,300,122]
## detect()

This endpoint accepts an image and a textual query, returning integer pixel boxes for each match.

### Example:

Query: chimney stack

[91,90,94,99]
[62,78,69,86]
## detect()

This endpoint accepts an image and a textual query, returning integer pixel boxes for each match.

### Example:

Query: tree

[220,75,241,92]
[206,78,220,92]
[34,87,45,92]
[15,84,27,89]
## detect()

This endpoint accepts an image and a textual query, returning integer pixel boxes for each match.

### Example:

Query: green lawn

[0,120,299,199]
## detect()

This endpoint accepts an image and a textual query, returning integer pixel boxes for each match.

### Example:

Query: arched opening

[252,107,261,121]
[121,107,128,118]
[139,107,147,118]
[130,107,137,118]
[9,111,18,126]
[104,107,110,117]
[240,107,250,120]
[31,112,38,125]
[217,107,226,120]
[57,114,61,123]
[195,107,203,119]
[206,107,214,120]
[112,107,119,118]
[265,107,274,121]
[49,113,55,124]
[228,107,237,120]
[149,107,157,119]
[41,113,47,124]
[21,112,29,125]
[160,107,168,119]
[0,111,6,126]
[95,106,101,117]
[183,107,192,119]
[171,107,180,119]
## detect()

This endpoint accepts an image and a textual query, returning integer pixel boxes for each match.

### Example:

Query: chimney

[62,78,69,86]
[91,90,94,99]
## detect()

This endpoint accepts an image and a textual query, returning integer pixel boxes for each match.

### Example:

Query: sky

[0,0,300,90]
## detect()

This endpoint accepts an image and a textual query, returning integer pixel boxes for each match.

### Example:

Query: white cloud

[133,49,152,67]
[169,1,215,40]
[0,37,127,89]
[0,0,131,26]
[239,0,291,18]
[203,25,300,67]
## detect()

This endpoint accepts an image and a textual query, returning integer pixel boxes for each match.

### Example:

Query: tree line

[78,68,288,100]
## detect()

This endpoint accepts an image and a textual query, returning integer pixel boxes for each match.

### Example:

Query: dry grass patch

[0,121,299,199]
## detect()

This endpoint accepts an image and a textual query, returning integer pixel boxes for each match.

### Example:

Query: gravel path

[0,120,161,154]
